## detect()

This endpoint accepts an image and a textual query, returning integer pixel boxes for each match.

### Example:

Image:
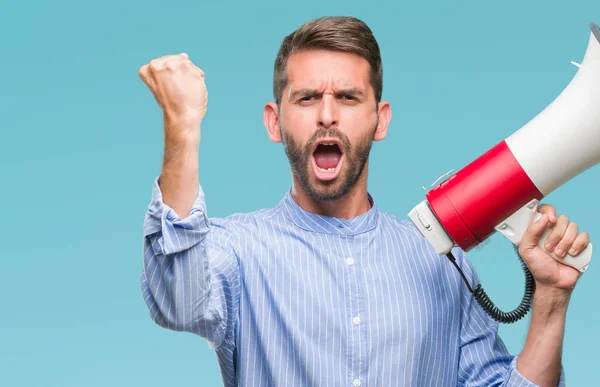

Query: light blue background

[2,0,600,385]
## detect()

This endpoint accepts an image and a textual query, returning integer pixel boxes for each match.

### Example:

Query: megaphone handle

[495,200,592,272]
[533,211,593,273]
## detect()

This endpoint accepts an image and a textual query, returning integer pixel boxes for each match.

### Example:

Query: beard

[280,121,378,201]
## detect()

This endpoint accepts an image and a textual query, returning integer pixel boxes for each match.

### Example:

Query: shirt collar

[279,189,380,236]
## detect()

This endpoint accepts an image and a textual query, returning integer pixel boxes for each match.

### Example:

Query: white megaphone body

[409,23,600,273]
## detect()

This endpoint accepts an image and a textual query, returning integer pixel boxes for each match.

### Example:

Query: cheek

[342,110,377,138]
[342,104,375,120]
[281,112,315,143]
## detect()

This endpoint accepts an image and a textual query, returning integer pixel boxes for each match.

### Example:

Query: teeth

[318,167,336,172]
[321,142,335,146]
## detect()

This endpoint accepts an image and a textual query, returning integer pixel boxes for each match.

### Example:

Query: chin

[305,176,351,202]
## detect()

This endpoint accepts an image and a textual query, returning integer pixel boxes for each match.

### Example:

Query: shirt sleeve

[140,176,241,350]
[453,247,566,387]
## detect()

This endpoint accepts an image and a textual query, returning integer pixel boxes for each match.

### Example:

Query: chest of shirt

[234,226,461,350]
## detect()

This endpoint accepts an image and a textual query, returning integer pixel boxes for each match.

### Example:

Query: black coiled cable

[445,248,535,324]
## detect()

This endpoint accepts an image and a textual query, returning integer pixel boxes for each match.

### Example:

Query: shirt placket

[343,232,368,387]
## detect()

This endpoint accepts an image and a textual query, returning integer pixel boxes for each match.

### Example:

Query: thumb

[520,213,550,253]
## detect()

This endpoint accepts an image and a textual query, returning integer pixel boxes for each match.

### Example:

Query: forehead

[285,50,371,91]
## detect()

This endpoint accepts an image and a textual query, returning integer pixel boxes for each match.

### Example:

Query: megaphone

[408,23,599,323]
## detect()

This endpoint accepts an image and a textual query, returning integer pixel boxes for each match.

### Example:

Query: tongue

[314,146,341,169]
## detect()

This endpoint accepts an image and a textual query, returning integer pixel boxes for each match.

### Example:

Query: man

[139,16,589,386]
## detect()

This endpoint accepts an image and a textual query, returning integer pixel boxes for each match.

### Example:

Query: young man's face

[268,49,390,201]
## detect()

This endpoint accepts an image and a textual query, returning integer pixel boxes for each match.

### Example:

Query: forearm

[159,115,201,219]
[516,286,571,387]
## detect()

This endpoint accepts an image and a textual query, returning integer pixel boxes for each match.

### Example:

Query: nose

[317,94,339,128]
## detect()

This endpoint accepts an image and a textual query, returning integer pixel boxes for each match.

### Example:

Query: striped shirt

[141,177,565,386]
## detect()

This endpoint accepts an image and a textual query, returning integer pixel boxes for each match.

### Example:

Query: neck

[290,166,372,219]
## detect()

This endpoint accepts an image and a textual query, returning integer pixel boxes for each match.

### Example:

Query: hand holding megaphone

[517,204,589,291]
[496,199,592,273]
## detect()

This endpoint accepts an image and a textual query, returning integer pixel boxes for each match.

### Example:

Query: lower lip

[311,154,344,181]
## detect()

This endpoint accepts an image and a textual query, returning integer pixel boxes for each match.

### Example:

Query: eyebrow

[288,87,366,100]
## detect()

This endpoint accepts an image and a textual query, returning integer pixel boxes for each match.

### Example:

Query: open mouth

[311,139,345,181]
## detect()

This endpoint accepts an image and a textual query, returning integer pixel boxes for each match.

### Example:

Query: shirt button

[352,316,361,326]
[353,379,361,387]
[346,257,355,266]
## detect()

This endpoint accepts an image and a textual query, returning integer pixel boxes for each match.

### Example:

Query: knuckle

[149,60,160,71]
[557,238,572,250]
[573,240,586,250]
[549,232,562,245]
[138,65,147,77]
[569,223,579,235]
[166,58,188,71]
[579,232,590,244]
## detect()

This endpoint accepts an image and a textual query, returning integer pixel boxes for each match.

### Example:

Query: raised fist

[139,53,207,137]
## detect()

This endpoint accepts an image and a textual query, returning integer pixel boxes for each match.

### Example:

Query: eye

[297,95,317,105]
[339,94,359,103]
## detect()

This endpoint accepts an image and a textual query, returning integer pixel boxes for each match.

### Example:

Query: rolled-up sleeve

[140,176,241,349]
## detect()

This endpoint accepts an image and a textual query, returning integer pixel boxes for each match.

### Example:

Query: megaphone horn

[409,23,600,274]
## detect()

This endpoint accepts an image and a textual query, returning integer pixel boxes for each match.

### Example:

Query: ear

[264,102,282,143]
[373,101,391,141]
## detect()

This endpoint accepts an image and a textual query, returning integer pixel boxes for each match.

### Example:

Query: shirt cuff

[143,176,210,255]
[507,355,566,387]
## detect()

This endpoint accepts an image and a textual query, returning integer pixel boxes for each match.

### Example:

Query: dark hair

[273,16,383,105]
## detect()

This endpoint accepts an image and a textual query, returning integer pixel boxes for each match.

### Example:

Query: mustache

[305,127,350,151]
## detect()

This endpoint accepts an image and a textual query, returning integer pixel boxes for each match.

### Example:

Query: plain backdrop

[2,0,600,385]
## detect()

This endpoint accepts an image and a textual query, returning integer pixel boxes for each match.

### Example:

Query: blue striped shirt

[141,177,565,386]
